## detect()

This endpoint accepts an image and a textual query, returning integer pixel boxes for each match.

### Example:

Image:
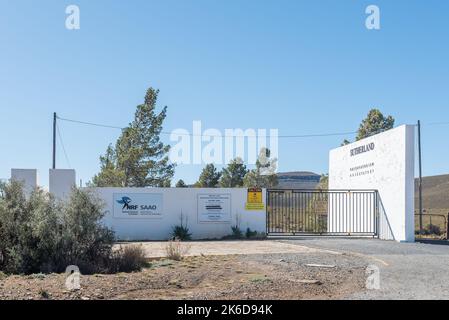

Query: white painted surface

[328,125,415,242]
[89,187,266,240]
[49,169,76,200]
[11,169,38,196]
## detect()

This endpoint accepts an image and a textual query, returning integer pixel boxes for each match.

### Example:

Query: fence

[415,213,449,239]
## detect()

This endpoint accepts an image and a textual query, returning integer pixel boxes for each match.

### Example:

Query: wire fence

[415,213,449,239]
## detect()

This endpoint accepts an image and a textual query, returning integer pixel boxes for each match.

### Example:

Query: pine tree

[356,108,395,141]
[175,179,188,188]
[196,164,221,188]
[91,87,175,187]
[219,158,248,187]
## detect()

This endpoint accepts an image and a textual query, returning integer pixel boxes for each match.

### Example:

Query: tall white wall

[329,125,415,242]
[89,187,267,241]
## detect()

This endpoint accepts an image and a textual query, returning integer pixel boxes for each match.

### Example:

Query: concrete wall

[49,169,76,200]
[328,125,415,242]
[88,187,267,241]
[11,169,38,196]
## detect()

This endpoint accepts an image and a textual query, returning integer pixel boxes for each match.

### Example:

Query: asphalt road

[282,238,449,300]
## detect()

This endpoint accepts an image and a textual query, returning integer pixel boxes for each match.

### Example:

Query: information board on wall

[197,193,231,222]
[113,193,163,219]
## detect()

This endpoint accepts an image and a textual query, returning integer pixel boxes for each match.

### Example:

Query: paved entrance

[283,238,449,300]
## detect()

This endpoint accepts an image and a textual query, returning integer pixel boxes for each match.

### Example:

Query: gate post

[375,191,380,239]
[446,212,449,240]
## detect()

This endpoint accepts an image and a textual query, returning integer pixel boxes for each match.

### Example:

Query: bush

[425,224,442,236]
[165,239,190,261]
[245,228,267,240]
[171,212,192,240]
[110,245,148,273]
[222,226,244,240]
[171,225,192,241]
[0,181,116,274]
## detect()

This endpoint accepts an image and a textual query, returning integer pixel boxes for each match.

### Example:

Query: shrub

[165,239,190,261]
[110,245,148,273]
[0,181,116,274]
[231,226,244,239]
[222,226,244,240]
[171,212,192,240]
[245,228,267,240]
[425,224,442,236]
[171,225,192,241]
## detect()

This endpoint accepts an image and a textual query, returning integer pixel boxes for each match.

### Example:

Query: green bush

[171,213,192,240]
[245,228,267,240]
[171,225,192,241]
[222,225,245,240]
[0,181,141,275]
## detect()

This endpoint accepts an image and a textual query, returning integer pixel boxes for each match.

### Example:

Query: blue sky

[0,0,448,186]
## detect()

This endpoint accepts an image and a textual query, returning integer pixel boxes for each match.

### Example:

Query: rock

[305,264,336,269]
[297,280,322,285]
[81,296,90,300]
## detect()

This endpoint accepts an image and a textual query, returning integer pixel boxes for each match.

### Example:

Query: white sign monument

[329,125,415,242]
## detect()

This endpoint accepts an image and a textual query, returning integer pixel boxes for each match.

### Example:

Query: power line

[57,115,358,139]
[56,114,448,139]
[425,121,449,126]
[57,116,124,130]
[56,123,72,168]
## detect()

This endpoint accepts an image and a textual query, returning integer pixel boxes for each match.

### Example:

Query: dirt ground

[0,253,367,300]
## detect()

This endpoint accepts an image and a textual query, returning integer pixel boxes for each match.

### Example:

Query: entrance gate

[266,189,379,237]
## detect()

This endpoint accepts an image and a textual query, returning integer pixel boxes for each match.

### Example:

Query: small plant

[425,224,442,236]
[245,228,257,238]
[165,239,190,261]
[245,228,267,240]
[231,226,244,239]
[111,245,148,273]
[39,289,50,299]
[171,212,192,241]
[249,275,271,284]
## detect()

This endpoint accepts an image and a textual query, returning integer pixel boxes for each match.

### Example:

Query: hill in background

[415,174,449,213]
[276,171,321,189]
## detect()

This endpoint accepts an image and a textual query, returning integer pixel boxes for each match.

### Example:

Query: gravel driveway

[282,238,449,300]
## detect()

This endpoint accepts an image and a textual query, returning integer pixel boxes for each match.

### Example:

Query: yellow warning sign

[245,188,264,210]
[247,187,263,203]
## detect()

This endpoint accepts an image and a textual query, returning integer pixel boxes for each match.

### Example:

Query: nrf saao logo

[116,196,158,211]
[116,196,136,210]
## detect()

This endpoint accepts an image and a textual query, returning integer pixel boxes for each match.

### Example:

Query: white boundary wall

[329,125,415,242]
[88,187,266,241]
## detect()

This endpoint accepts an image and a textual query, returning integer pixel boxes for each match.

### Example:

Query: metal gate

[266,189,379,237]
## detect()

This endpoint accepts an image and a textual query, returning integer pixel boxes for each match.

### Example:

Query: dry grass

[164,239,191,261]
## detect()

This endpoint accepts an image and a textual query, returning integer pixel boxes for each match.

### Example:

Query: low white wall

[329,125,415,242]
[87,187,267,241]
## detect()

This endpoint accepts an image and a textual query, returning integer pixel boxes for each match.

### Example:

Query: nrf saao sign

[113,193,163,219]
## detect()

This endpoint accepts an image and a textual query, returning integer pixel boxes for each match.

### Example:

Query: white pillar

[49,169,76,200]
[11,169,38,196]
